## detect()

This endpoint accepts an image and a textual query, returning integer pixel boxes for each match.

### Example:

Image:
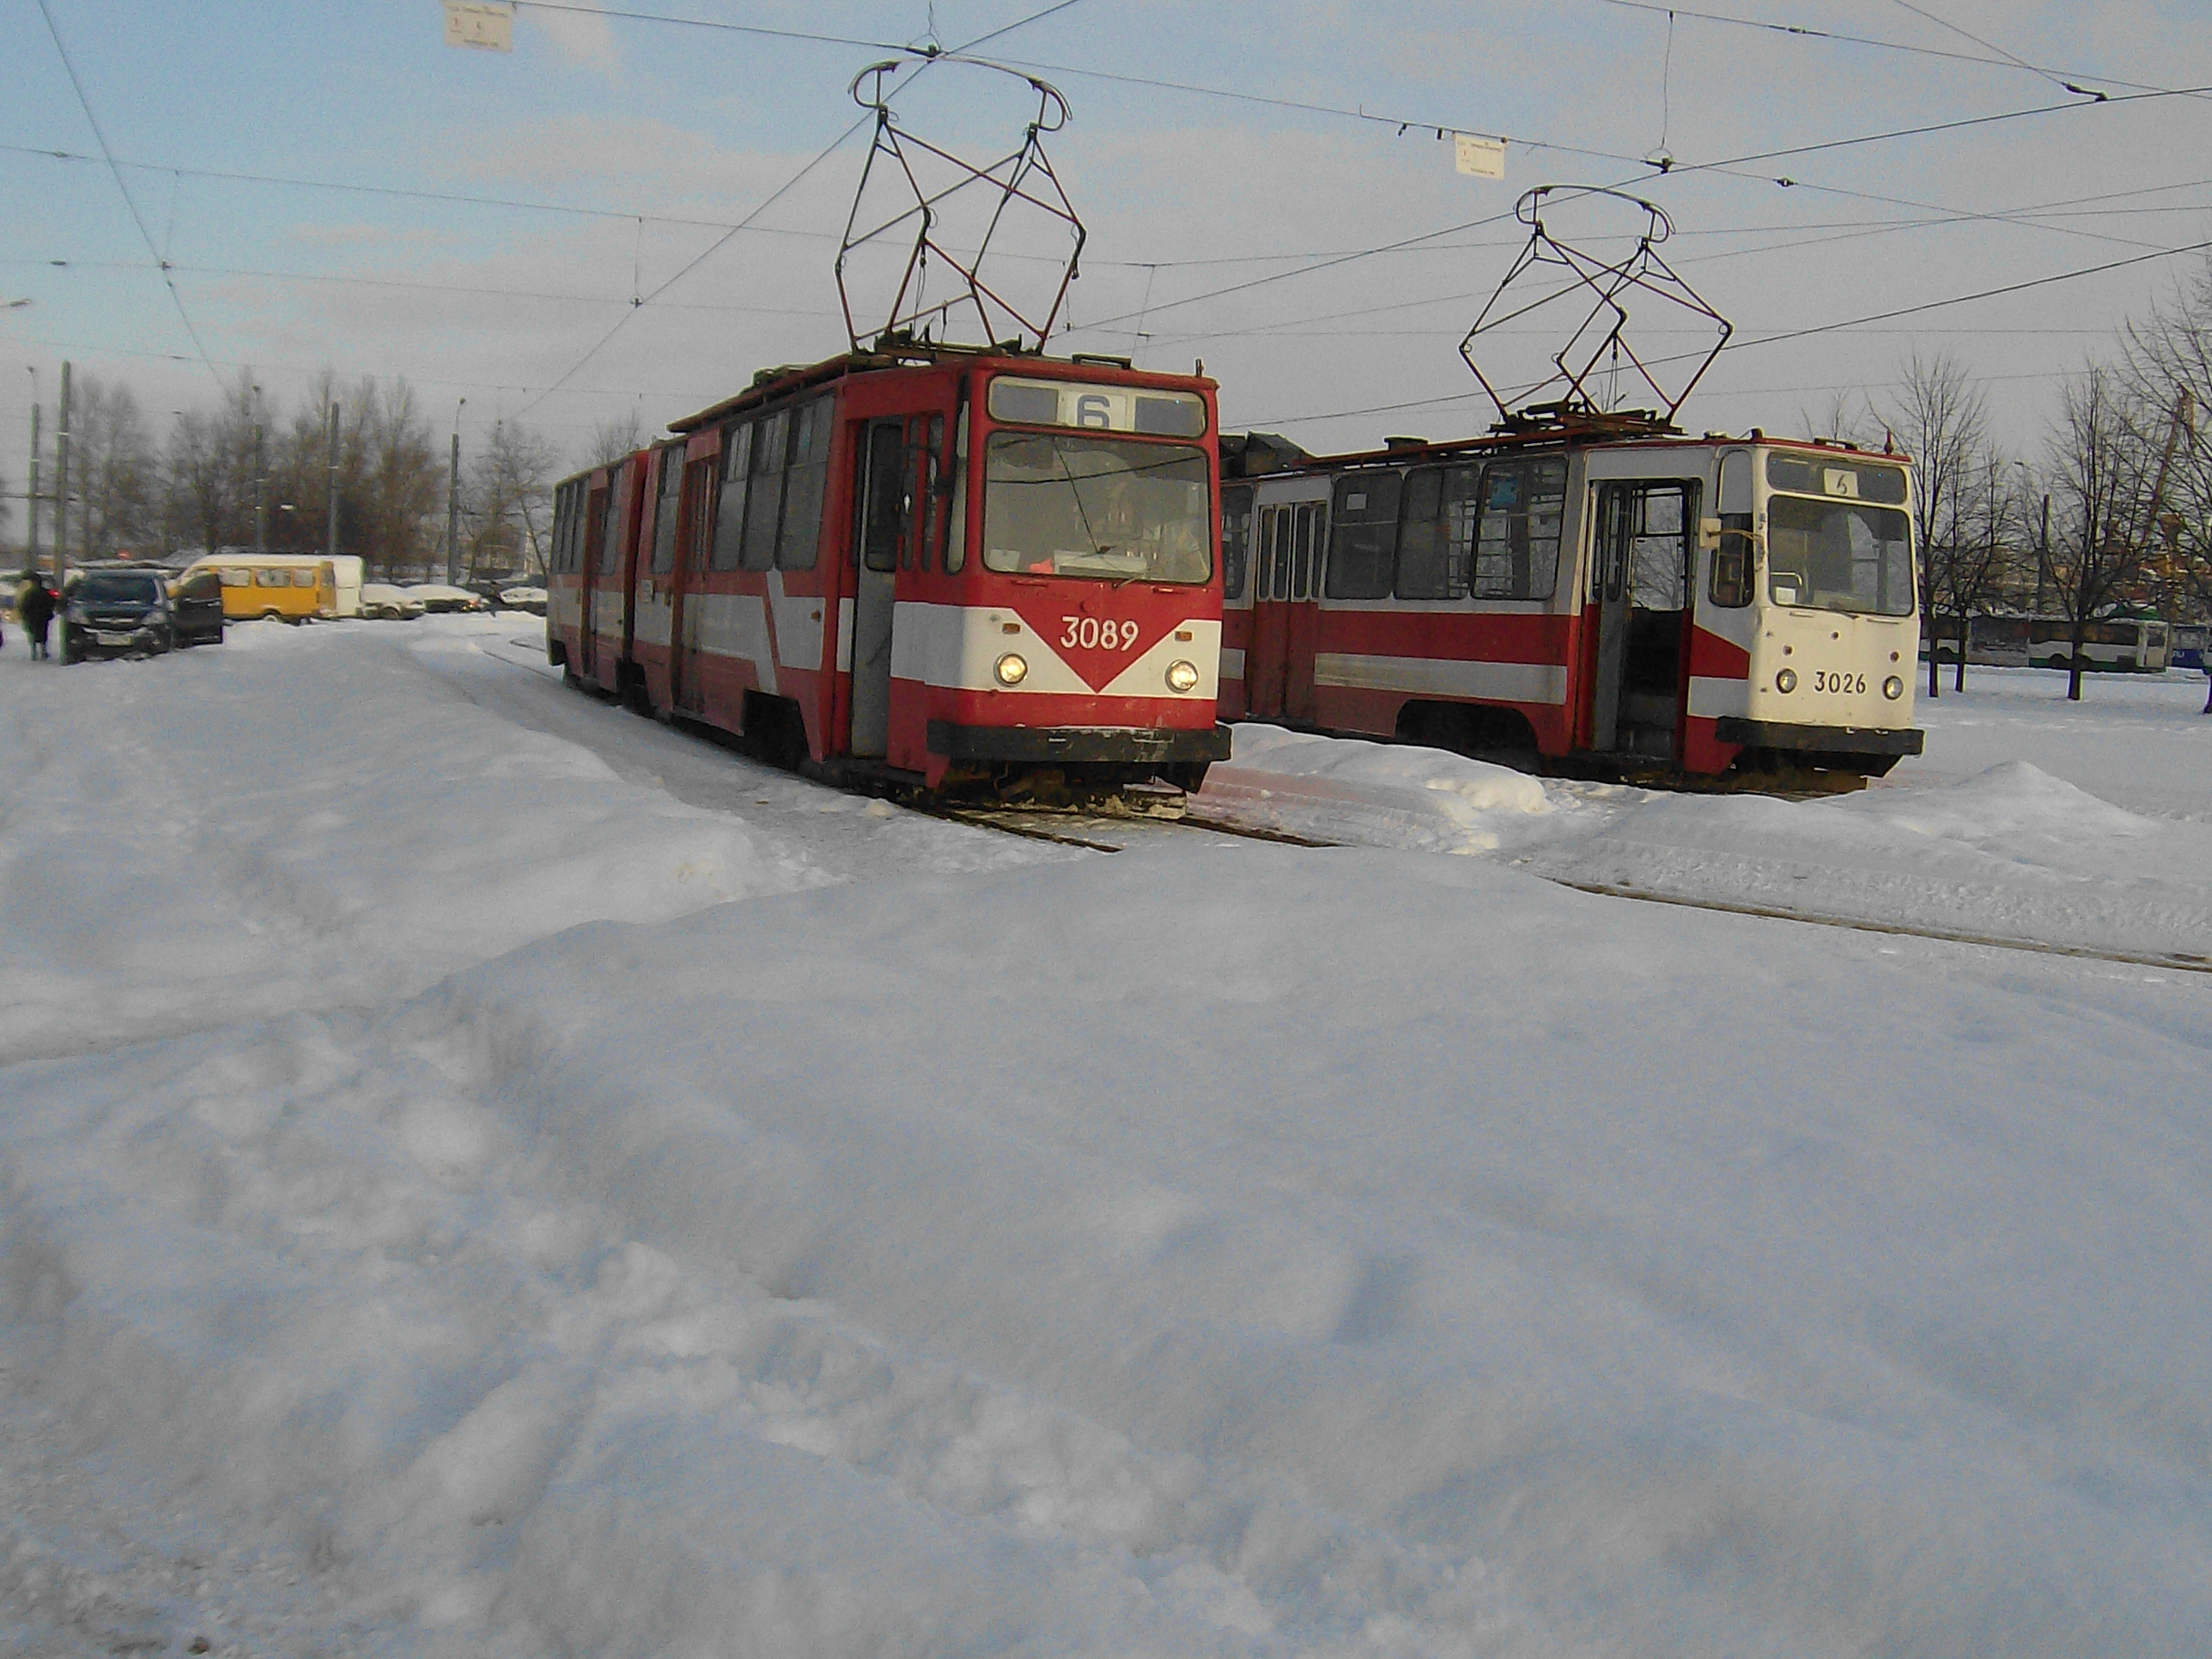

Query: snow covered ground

[3,618,2209,1657]
[1197,668,2212,963]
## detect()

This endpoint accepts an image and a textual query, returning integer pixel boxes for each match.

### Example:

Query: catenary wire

[513,0,1092,416]
[31,0,221,380]
[1243,234,2212,427]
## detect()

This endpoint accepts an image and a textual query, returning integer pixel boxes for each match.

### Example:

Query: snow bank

[1522,759,2212,957]
[0,623,818,1062]
[1199,723,1553,851]
[7,843,2210,1655]
[1201,722,2212,957]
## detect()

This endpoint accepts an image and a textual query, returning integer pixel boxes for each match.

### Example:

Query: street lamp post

[252,383,267,556]
[447,398,465,586]
[24,367,40,574]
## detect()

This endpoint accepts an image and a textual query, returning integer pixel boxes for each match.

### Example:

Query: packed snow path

[3,618,2209,1657]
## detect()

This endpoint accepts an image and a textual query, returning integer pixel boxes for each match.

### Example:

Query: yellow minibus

[185,555,337,623]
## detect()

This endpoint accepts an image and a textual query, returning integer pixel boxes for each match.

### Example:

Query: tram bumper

[927,720,1232,765]
[1715,717,1924,757]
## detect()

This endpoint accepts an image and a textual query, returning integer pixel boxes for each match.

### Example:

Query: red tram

[1218,418,1927,779]
[546,348,1229,793]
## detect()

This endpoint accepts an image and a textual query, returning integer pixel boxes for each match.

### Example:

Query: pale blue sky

[8,0,2212,469]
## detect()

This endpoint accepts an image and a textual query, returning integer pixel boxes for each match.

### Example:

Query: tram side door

[1282,501,1326,723]
[848,419,908,758]
[1589,479,1693,758]
[1247,500,1324,719]
[669,456,716,716]
[579,483,607,681]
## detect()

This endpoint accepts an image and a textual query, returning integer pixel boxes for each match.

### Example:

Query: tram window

[1395,465,1477,600]
[860,422,905,574]
[681,459,715,568]
[1326,473,1401,599]
[1134,395,1206,438]
[1269,509,1290,599]
[1220,485,1253,601]
[1765,495,1913,617]
[651,449,683,573]
[1710,514,1755,607]
[742,410,787,572]
[778,398,832,571]
[1765,452,1907,506]
[945,405,969,573]
[712,422,752,570]
[1629,487,1689,610]
[920,414,946,572]
[599,476,625,574]
[1471,459,1566,600]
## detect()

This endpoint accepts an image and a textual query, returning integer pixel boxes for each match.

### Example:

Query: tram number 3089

[1063,617,1142,651]
[1812,670,1867,694]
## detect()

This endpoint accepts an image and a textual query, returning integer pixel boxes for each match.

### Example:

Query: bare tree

[589,410,647,468]
[62,373,163,557]
[1941,450,2026,692]
[463,418,562,579]
[1878,351,1987,699]
[2124,258,2212,711]
[2045,366,2160,702]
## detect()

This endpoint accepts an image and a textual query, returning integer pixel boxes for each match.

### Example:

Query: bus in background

[184,554,337,623]
[1954,613,2172,672]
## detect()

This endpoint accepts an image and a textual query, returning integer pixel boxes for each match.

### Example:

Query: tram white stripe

[888,602,1218,698]
[1311,653,1567,705]
[767,573,824,674]
[692,592,776,696]
[1687,675,1750,719]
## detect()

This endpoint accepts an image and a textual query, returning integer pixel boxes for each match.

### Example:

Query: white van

[330,555,364,619]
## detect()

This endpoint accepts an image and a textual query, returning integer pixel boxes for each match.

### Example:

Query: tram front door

[1246,498,1326,720]
[1589,478,1694,758]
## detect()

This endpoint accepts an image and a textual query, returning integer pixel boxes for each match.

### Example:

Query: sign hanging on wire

[1455,133,1506,179]
[444,1,514,51]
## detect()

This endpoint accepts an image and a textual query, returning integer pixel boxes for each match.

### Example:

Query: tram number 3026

[1812,670,1867,694]
[1062,617,1141,651]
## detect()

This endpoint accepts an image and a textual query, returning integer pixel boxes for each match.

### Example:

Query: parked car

[359,582,426,621]
[404,583,489,614]
[58,567,183,661]
[167,566,227,647]
[497,585,549,615]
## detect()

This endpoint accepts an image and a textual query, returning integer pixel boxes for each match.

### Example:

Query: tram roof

[1225,416,1911,478]
[668,344,1215,435]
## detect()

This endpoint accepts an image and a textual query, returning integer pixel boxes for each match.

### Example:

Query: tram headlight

[1883,675,1905,701]
[1775,668,1798,694]
[994,652,1029,687]
[1165,659,1200,693]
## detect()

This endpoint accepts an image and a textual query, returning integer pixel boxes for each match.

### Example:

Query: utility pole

[2035,494,2051,618]
[25,380,40,575]
[446,397,465,585]
[53,361,71,589]
[252,384,267,555]
[325,401,340,562]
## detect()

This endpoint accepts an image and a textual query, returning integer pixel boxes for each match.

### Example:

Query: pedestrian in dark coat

[19,573,57,659]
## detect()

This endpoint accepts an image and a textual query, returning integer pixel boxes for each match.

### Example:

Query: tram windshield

[982,432,1212,583]
[1765,495,1915,617]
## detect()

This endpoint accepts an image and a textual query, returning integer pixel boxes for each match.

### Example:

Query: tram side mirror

[1698,516,1723,551]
